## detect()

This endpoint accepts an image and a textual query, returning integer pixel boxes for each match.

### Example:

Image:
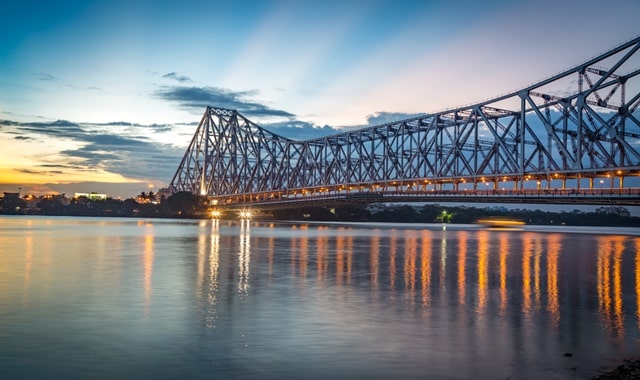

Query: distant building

[2,192,20,200]
[485,206,508,213]
[157,187,171,200]
[595,206,631,217]
[74,192,107,201]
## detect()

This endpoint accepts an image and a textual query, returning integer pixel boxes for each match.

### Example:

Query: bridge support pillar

[619,176,624,189]
[589,178,594,190]
[561,179,566,190]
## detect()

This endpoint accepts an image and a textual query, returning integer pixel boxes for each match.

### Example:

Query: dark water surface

[1,216,639,379]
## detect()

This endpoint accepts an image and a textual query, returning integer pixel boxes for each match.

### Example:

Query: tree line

[1,192,639,226]
[0,191,207,218]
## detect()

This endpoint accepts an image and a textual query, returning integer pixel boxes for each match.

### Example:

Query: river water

[1,216,639,379]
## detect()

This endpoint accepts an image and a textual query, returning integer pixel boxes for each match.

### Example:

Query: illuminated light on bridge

[169,37,640,210]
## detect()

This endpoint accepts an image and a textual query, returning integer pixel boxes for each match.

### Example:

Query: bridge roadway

[211,187,640,211]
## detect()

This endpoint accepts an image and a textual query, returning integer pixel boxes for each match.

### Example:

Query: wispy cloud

[37,72,58,81]
[155,85,294,118]
[16,168,65,176]
[162,72,192,83]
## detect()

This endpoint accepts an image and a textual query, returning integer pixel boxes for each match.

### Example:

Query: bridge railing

[210,187,640,208]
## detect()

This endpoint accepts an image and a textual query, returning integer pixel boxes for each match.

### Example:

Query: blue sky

[0,0,638,197]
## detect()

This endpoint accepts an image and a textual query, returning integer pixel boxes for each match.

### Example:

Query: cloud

[162,72,192,83]
[1,118,186,183]
[15,168,65,176]
[365,111,426,126]
[7,119,178,142]
[37,72,58,81]
[155,85,294,118]
[261,120,339,140]
[53,130,183,181]
[253,111,424,141]
[14,119,88,137]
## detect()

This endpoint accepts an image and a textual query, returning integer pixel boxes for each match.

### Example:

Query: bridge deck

[212,188,640,210]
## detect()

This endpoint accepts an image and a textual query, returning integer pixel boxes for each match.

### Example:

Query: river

[0,216,639,379]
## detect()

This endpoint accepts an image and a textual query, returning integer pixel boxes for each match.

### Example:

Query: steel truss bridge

[170,37,640,211]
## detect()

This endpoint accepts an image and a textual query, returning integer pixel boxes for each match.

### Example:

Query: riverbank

[2,191,639,226]
[272,203,640,227]
[592,359,640,379]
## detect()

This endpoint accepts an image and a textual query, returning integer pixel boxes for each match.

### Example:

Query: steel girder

[170,37,640,197]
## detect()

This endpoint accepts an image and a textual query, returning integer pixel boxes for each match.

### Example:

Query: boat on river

[475,217,525,228]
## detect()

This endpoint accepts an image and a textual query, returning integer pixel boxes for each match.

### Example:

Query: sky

[0,0,639,199]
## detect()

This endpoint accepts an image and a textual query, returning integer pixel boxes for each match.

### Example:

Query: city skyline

[1,0,638,198]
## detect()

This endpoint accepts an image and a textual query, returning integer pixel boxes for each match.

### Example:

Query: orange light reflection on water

[498,233,508,316]
[346,235,353,285]
[546,234,560,326]
[458,231,467,306]
[597,236,626,337]
[477,230,489,313]
[299,225,308,282]
[533,239,542,307]
[420,230,432,314]
[404,231,418,305]
[143,224,154,318]
[370,232,380,288]
[290,226,298,275]
[316,227,328,284]
[336,231,345,285]
[613,238,624,337]
[522,233,533,318]
[389,232,397,291]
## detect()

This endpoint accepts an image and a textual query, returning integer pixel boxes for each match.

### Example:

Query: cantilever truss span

[169,37,640,202]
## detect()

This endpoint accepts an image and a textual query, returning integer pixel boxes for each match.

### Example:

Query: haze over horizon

[1,0,638,199]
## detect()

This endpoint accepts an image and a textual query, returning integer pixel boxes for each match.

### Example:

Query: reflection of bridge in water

[170,37,640,212]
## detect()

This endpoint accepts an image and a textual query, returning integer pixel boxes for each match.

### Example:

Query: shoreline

[592,359,640,379]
